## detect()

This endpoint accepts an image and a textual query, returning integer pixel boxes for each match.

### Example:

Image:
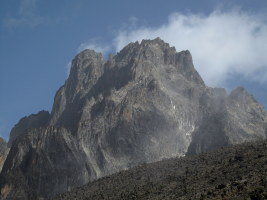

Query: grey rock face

[8,110,50,147]
[187,87,267,154]
[0,137,8,173]
[49,49,104,130]
[0,38,266,199]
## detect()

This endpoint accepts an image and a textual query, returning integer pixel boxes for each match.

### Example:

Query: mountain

[0,38,266,199]
[7,110,50,147]
[187,86,267,154]
[0,137,8,172]
[54,139,267,200]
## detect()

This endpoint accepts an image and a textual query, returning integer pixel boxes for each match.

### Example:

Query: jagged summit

[49,38,205,131]
[1,38,266,200]
[229,86,258,103]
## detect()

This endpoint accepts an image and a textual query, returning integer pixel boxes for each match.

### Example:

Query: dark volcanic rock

[8,110,50,147]
[54,139,267,200]
[0,138,8,172]
[1,127,88,200]
[0,38,266,199]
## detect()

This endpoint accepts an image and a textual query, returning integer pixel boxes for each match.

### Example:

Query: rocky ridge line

[0,38,266,199]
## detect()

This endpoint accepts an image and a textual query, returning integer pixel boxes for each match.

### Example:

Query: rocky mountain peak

[50,38,206,129]
[49,50,105,126]
[228,86,265,114]
[70,49,104,76]
[65,49,104,102]
[229,86,256,102]
[140,38,177,52]
[113,38,204,87]
[1,38,266,200]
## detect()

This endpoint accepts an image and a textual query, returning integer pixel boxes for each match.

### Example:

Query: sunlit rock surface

[0,138,8,173]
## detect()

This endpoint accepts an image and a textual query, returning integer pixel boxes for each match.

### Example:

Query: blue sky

[0,0,267,140]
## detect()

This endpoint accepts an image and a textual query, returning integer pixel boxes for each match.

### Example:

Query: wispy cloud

[77,38,111,56]
[19,0,36,15]
[66,61,72,76]
[83,9,267,87]
[4,0,44,28]
[113,9,267,86]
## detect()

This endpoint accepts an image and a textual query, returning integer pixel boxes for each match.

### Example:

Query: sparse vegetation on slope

[55,140,267,200]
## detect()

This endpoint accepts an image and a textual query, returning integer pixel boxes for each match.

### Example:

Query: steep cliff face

[226,87,267,143]
[1,38,266,199]
[8,110,50,147]
[49,49,104,129]
[187,87,267,154]
[0,138,8,173]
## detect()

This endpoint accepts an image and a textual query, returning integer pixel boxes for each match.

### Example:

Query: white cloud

[19,0,36,15]
[77,38,111,56]
[4,0,44,28]
[111,10,267,87]
[66,61,72,76]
